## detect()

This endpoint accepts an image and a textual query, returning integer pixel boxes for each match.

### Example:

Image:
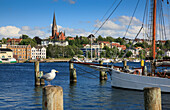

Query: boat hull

[111,69,170,92]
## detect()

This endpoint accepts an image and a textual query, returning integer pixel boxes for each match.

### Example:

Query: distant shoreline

[16,58,72,63]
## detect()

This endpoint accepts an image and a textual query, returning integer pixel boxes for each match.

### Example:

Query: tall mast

[153,0,156,59]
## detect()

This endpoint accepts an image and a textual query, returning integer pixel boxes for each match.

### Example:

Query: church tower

[52,12,57,38]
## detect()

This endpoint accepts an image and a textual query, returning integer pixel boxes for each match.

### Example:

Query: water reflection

[32,86,43,106]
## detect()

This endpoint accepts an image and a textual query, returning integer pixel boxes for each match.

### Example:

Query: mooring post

[69,61,77,83]
[141,60,145,75]
[69,61,74,70]
[99,60,107,80]
[42,86,63,110]
[70,68,77,83]
[123,60,127,70]
[35,61,40,86]
[144,87,162,110]
[40,71,45,86]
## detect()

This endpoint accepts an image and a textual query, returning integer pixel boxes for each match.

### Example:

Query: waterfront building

[111,42,126,51]
[7,44,31,60]
[7,38,22,45]
[0,44,7,48]
[164,50,170,57]
[0,48,13,59]
[41,40,69,47]
[31,46,46,59]
[97,41,111,48]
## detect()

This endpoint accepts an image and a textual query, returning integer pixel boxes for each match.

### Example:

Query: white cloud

[0,26,21,38]
[93,16,144,38]
[19,26,49,38]
[0,26,51,39]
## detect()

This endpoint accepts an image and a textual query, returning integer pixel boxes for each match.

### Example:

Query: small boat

[132,59,141,62]
[0,58,17,63]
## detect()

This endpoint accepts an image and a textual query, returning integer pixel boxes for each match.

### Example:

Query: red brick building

[7,38,22,45]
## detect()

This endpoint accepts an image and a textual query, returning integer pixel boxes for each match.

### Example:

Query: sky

[0,0,169,40]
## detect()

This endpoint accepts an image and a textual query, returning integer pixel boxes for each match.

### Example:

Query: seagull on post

[39,69,59,85]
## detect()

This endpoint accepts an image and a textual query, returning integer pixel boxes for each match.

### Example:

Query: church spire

[52,12,57,37]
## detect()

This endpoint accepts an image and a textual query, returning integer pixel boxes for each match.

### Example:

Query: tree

[134,42,144,48]
[97,35,104,41]
[126,51,132,58]
[114,37,126,45]
[19,38,37,47]
[33,36,42,44]
[165,40,170,49]
[106,36,115,42]
[2,38,7,44]
[139,50,146,59]
[20,34,29,39]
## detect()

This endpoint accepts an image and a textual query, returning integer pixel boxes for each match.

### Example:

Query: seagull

[39,69,59,85]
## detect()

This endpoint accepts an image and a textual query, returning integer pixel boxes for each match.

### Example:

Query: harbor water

[0,62,170,110]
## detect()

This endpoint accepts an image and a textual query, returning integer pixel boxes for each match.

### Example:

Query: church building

[50,13,66,41]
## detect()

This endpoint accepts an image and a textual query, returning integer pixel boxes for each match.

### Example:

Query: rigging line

[143,0,150,39]
[123,0,140,38]
[74,64,99,78]
[91,0,118,33]
[121,0,148,59]
[161,1,167,40]
[121,25,143,59]
[93,0,123,35]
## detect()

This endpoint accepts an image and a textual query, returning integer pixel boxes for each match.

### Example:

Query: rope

[94,0,123,35]
[91,0,118,34]
[121,25,143,59]
[74,64,111,83]
[123,0,140,38]
[74,64,99,79]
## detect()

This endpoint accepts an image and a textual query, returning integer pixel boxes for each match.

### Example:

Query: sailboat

[111,0,170,92]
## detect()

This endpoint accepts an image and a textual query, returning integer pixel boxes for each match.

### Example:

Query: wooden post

[70,68,77,83]
[69,61,77,83]
[40,71,45,86]
[99,60,107,80]
[42,86,63,110]
[69,61,74,70]
[144,87,162,110]
[35,61,40,86]
[123,60,127,70]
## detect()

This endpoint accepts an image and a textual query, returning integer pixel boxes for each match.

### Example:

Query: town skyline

[0,0,170,40]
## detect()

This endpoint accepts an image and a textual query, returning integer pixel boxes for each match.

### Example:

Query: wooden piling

[42,86,63,110]
[99,60,107,80]
[40,71,45,86]
[123,60,127,69]
[144,87,162,110]
[69,61,77,83]
[69,62,74,69]
[35,61,40,86]
[70,68,77,83]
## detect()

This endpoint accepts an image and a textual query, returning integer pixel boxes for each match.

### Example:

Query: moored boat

[110,0,170,92]
[0,58,17,63]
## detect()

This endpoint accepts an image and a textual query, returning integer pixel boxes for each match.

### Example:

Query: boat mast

[91,34,92,60]
[153,0,156,59]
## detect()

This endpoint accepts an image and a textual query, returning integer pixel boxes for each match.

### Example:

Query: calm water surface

[0,62,170,110]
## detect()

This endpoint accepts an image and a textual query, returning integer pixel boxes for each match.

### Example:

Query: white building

[31,46,46,59]
[41,40,69,47]
[164,50,170,57]
[0,44,7,48]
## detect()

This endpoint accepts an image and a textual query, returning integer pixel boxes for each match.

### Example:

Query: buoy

[133,70,140,75]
